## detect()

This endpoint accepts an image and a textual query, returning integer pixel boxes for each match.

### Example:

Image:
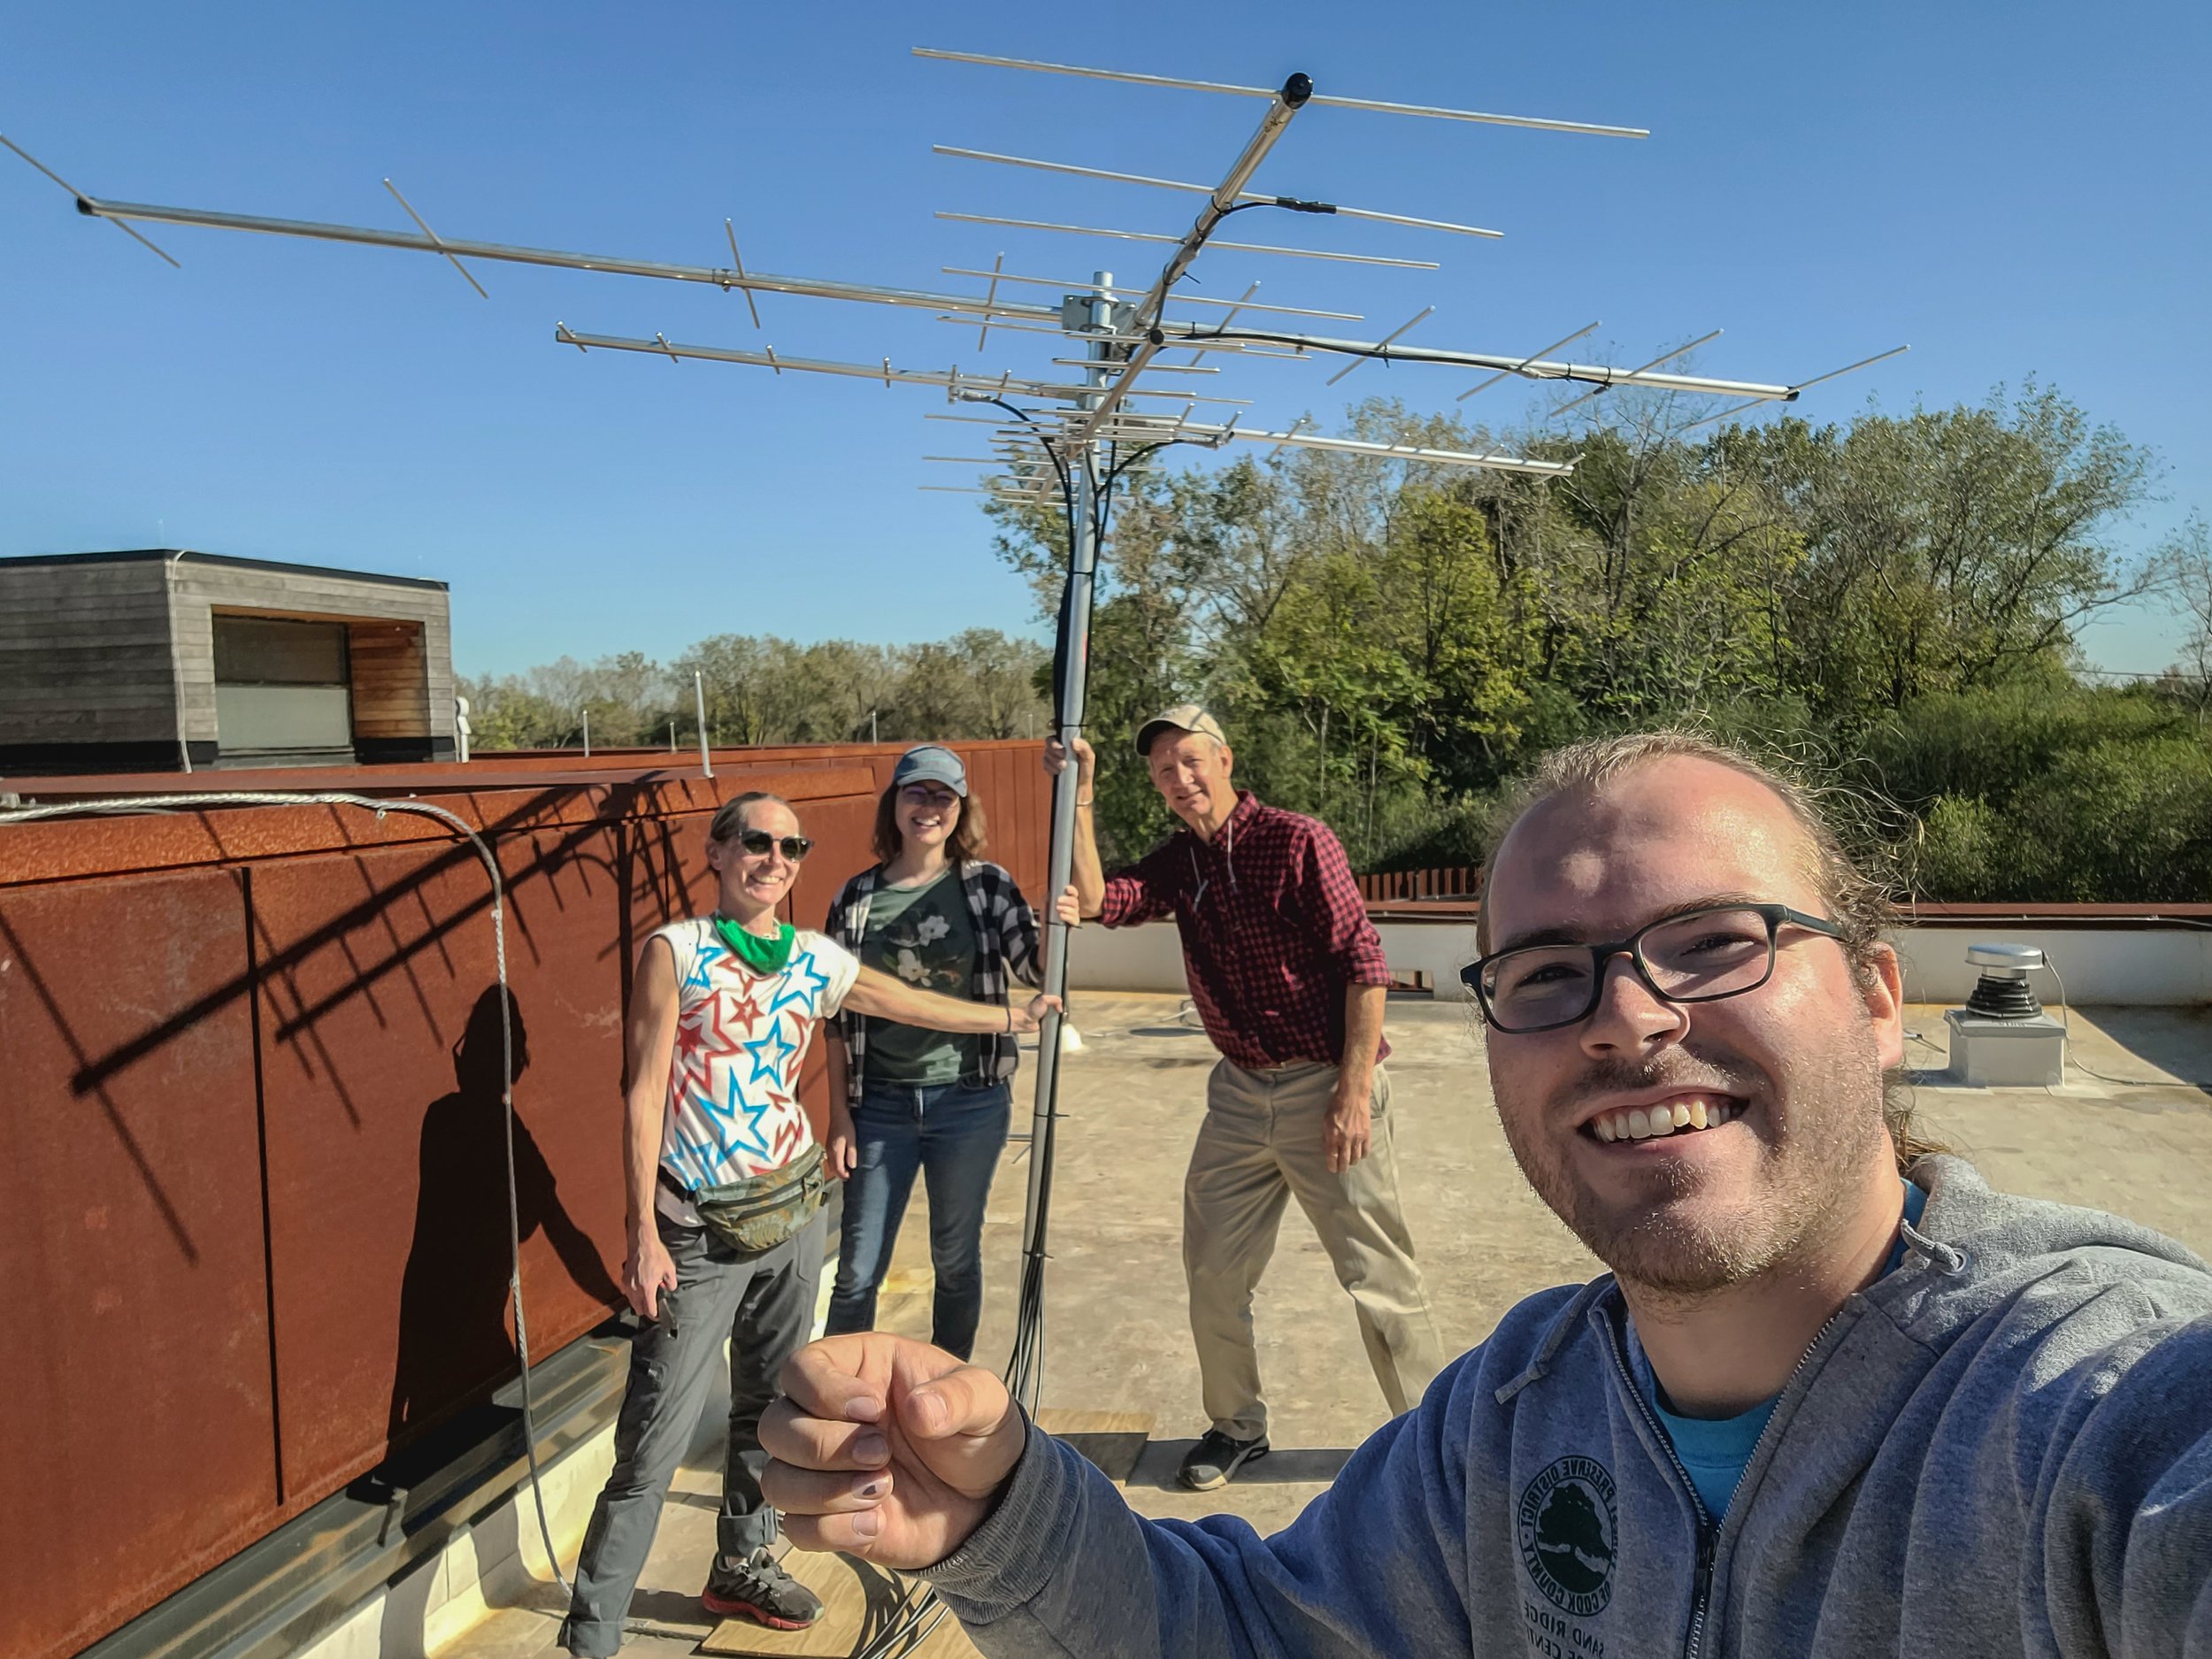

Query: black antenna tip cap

[1282,73,1314,107]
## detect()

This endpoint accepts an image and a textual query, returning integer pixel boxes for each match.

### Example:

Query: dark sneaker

[702,1547,824,1631]
[1177,1430,1271,1491]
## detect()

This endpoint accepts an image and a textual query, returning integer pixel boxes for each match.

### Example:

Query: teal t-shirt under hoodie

[1627,1180,1929,1521]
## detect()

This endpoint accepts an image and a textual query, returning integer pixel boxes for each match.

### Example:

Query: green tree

[1734,384,2157,721]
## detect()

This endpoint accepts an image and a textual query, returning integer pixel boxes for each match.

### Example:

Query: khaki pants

[1183,1057,1444,1441]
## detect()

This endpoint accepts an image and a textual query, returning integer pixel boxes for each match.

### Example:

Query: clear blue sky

[4,2,2203,679]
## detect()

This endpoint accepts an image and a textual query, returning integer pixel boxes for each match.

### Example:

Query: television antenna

[6,44,1908,1632]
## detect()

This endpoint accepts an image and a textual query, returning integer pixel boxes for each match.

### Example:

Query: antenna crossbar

[1061,73,1313,449]
[933,145,1502,238]
[1548,328,1724,416]
[913,49,1650,138]
[1180,420,1576,476]
[554,326,1256,406]
[940,266,1362,320]
[1323,304,1435,386]
[381,178,489,298]
[934,211,1441,269]
[70,193,1064,322]
[1156,321,1800,401]
[1457,320,1600,401]
[1677,344,1912,432]
[0,133,180,265]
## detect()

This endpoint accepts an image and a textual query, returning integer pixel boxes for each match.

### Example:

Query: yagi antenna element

[911,48,1651,139]
[1,132,179,266]
[933,145,1503,239]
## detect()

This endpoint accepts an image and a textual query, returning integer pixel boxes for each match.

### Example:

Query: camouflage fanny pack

[687,1142,827,1255]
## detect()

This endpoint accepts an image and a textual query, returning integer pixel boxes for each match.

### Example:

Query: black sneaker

[1177,1430,1271,1491]
[702,1547,824,1631]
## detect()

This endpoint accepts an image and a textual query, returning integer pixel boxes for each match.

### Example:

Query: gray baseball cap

[1135,703,1228,757]
[890,744,968,796]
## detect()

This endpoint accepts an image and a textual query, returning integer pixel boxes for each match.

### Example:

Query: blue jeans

[825,1076,1012,1360]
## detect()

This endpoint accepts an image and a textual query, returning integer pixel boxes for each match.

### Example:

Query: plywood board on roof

[700,1550,980,1657]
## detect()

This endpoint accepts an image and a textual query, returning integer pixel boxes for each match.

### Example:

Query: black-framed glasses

[735,829,812,862]
[1463,902,1844,1034]
[897,784,961,807]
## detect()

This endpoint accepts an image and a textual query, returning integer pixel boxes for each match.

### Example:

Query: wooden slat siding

[1356,864,1480,902]
[169,564,454,745]
[0,607,174,630]
[346,623,430,739]
[0,560,179,744]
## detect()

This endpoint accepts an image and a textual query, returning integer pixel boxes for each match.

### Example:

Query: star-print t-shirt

[1626,1180,1928,1522]
[649,918,860,1223]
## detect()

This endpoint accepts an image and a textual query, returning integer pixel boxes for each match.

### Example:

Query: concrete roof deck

[444,992,2212,1657]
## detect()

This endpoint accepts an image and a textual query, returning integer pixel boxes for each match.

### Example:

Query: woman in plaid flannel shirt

[820,745,1075,1360]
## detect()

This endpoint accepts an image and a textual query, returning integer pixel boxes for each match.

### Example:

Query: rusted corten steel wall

[0,743,1048,1659]
[3,737,1057,908]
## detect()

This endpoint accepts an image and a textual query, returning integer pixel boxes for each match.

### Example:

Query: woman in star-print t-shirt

[560,788,1062,1649]
[622,792,1062,1310]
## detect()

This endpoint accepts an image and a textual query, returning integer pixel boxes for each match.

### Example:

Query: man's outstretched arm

[2035,1310,2212,1656]
[761,1332,1474,1657]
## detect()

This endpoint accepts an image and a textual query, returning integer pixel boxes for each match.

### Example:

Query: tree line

[986,382,2208,903]
[459,628,1049,752]
[463,381,2206,902]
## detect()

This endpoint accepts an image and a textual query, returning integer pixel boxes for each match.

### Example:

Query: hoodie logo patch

[1518,1455,1617,1616]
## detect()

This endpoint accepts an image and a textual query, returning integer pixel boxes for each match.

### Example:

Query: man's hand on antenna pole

[760,1333,1025,1568]
[1042,735,1096,784]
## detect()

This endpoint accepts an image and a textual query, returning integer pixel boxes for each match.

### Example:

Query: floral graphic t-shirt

[859,869,979,1086]
[649,918,859,1216]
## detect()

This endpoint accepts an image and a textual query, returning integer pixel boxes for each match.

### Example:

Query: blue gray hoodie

[926,1158,2212,1655]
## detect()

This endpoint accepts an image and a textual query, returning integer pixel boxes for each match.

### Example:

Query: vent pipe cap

[1965,941,2045,976]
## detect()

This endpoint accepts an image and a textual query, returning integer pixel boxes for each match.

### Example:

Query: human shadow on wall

[387,986,621,1446]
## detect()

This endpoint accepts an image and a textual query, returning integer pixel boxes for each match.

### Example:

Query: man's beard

[1496,1039,1888,1300]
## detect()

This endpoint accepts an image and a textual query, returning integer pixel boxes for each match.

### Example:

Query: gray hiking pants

[558,1209,824,1656]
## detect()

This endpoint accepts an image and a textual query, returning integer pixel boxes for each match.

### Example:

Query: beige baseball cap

[1135,703,1228,757]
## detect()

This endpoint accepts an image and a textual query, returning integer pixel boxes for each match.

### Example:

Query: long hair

[872,782,989,865]
[1477,729,1948,1173]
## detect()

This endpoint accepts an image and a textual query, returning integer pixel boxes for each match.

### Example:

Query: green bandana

[711,915,795,976]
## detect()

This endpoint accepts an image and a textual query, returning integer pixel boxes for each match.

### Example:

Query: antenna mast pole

[1015,270,1110,1408]
[1009,76,1312,1408]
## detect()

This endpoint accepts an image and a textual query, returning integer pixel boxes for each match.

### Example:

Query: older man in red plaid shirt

[1051,705,1444,1490]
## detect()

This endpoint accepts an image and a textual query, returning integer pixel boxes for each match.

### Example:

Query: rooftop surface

[444,993,2212,1658]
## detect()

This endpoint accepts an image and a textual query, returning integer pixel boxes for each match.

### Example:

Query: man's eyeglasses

[1463,903,1845,1034]
[734,829,812,863]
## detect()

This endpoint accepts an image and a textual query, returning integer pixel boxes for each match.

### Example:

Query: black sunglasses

[1462,902,1844,1034]
[734,828,812,862]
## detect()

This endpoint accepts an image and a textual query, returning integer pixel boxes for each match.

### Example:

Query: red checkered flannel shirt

[1096,791,1394,1069]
